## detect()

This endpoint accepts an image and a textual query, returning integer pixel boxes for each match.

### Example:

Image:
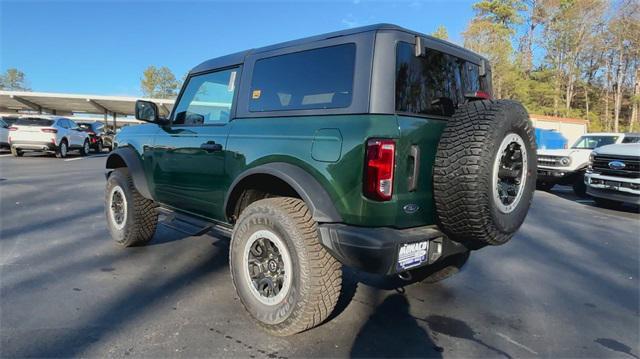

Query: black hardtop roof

[190,23,484,74]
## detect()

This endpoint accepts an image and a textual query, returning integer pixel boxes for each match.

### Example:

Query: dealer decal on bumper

[397,241,429,270]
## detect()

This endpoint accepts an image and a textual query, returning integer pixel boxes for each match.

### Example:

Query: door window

[173,68,239,125]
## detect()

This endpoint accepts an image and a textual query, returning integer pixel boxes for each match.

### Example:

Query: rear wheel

[80,139,90,156]
[105,168,158,247]
[95,141,103,153]
[433,100,536,246]
[10,147,23,157]
[55,140,68,158]
[230,197,341,336]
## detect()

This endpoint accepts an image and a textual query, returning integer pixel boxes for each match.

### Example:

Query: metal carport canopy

[0,90,175,116]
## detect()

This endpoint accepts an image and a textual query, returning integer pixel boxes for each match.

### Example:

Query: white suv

[537,132,640,196]
[585,143,640,207]
[9,116,91,158]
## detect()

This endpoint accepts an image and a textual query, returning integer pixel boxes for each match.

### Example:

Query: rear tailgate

[393,115,447,228]
[11,118,56,143]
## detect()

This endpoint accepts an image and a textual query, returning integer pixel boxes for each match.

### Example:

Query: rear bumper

[11,141,56,151]
[317,224,468,275]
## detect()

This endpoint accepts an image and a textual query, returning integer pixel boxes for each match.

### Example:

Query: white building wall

[531,117,588,146]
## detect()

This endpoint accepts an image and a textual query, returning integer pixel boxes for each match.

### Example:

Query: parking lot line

[0,154,13,157]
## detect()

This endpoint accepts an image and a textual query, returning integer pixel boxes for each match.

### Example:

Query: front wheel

[105,168,158,247]
[572,173,587,197]
[230,197,342,336]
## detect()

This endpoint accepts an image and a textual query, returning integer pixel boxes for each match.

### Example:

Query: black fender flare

[105,147,153,200]
[224,162,343,223]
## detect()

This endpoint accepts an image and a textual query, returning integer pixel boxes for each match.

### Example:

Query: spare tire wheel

[433,100,536,246]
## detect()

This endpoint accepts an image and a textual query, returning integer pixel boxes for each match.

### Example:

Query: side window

[395,41,484,117]
[68,120,78,129]
[173,67,239,125]
[58,119,68,129]
[249,43,356,112]
[622,136,640,144]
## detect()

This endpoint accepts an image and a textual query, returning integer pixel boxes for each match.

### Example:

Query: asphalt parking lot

[1,151,639,358]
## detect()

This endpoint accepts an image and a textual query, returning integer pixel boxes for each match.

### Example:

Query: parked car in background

[535,128,567,150]
[585,143,640,207]
[0,118,9,149]
[0,115,20,127]
[77,121,113,152]
[9,116,91,158]
[537,132,640,196]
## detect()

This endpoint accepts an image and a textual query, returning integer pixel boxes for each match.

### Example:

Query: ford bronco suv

[105,24,536,336]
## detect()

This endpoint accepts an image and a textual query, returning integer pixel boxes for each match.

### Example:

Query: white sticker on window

[228,71,237,92]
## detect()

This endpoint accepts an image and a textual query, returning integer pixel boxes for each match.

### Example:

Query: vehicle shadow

[539,185,640,214]
[5,234,230,358]
[350,293,443,358]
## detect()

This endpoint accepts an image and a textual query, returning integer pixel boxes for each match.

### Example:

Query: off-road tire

[433,100,536,246]
[572,173,587,197]
[80,139,90,156]
[55,139,68,158]
[230,197,341,336]
[10,147,23,157]
[536,182,555,191]
[105,168,158,247]
[413,251,470,284]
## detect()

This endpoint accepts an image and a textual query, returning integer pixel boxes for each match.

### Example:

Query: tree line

[454,0,639,132]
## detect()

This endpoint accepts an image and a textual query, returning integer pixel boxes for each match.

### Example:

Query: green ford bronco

[105,24,536,336]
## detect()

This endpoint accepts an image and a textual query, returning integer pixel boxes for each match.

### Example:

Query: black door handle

[200,141,223,152]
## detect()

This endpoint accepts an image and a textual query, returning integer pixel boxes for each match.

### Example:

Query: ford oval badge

[608,160,626,170]
[403,204,420,214]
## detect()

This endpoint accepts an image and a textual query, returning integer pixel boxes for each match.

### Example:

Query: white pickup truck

[537,132,640,196]
[585,143,640,207]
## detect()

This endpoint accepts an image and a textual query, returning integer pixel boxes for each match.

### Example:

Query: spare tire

[433,100,536,246]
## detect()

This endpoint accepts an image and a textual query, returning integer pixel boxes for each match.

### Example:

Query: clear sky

[1,0,476,96]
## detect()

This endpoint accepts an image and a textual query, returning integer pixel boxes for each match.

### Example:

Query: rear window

[396,41,486,117]
[15,118,54,127]
[249,43,356,112]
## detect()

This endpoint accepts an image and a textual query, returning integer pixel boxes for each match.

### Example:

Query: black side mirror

[135,100,160,123]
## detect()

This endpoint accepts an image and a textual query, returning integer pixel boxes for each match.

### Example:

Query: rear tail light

[8,127,17,131]
[364,139,395,201]
[41,128,58,133]
[475,91,492,99]
[464,91,492,100]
